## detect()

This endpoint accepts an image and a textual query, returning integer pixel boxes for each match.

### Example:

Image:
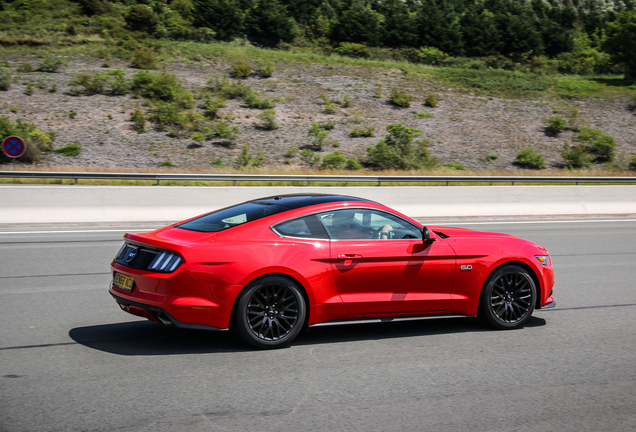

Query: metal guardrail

[1,171,635,185]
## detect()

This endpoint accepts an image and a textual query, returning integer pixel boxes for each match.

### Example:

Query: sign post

[2,136,26,170]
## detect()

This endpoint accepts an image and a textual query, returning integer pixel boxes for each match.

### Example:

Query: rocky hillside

[1,52,635,172]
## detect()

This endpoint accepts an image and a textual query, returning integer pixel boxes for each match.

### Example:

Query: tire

[235,275,306,349]
[480,265,536,330]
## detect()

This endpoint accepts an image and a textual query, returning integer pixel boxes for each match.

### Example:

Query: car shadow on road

[70,315,546,355]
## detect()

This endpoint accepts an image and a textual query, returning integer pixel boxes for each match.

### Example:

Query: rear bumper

[110,293,225,331]
[541,295,556,309]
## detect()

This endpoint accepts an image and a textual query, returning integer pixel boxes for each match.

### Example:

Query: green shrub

[149,102,186,130]
[318,121,335,130]
[243,91,275,109]
[107,70,130,95]
[345,158,362,170]
[418,47,448,65]
[24,84,34,96]
[17,63,34,73]
[69,72,107,95]
[53,144,81,157]
[257,109,279,130]
[202,95,226,119]
[573,128,617,162]
[130,107,146,133]
[444,162,466,170]
[335,42,371,58]
[319,151,347,170]
[486,155,498,161]
[203,121,239,140]
[300,149,320,167]
[0,68,12,91]
[158,161,176,168]
[413,111,433,119]
[208,76,251,99]
[514,148,546,169]
[257,61,274,78]
[130,48,158,70]
[231,60,252,79]
[69,70,129,96]
[192,132,205,142]
[424,93,438,108]
[629,155,636,171]
[389,87,413,108]
[132,71,193,107]
[69,110,77,119]
[38,56,65,73]
[366,123,438,170]
[285,147,299,158]
[350,126,375,137]
[234,145,265,168]
[545,116,566,136]
[323,102,339,114]
[308,121,329,150]
[562,144,594,169]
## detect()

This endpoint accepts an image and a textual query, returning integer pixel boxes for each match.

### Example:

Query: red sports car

[109,194,555,349]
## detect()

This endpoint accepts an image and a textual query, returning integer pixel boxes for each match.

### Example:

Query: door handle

[338,254,363,260]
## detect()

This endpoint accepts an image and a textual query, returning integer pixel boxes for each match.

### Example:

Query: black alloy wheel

[235,275,306,349]
[481,265,536,329]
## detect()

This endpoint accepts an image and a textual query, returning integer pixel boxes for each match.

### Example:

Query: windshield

[176,202,289,233]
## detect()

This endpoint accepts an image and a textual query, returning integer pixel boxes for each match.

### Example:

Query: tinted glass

[273,215,329,239]
[176,202,288,232]
[318,209,422,240]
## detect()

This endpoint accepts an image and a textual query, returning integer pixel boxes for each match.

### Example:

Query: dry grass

[1,165,634,187]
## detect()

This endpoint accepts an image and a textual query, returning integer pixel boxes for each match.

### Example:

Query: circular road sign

[2,136,26,158]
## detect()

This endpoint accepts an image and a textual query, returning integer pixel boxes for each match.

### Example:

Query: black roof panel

[251,194,376,210]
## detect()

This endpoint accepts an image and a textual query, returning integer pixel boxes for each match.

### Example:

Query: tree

[378,0,418,47]
[604,10,636,79]
[461,8,503,57]
[193,0,245,40]
[245,0,300,43]
[416,0,463,55]
[331,0,385,46]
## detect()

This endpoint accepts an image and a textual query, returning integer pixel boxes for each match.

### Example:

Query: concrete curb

[1,185,635,225]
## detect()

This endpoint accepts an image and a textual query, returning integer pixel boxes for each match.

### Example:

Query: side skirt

[309,314,475,328]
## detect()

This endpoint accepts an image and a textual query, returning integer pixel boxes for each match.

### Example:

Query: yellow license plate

[114,273,134,292]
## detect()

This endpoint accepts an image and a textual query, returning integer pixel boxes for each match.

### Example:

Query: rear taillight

[148,251,182,273]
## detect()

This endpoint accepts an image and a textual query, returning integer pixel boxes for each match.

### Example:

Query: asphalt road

[1,220,635,432]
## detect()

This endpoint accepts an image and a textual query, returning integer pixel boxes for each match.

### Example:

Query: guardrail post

[307,181,310,186]
[234,180,237,186]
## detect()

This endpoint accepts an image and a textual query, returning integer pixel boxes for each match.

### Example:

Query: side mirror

[422,226,436,243]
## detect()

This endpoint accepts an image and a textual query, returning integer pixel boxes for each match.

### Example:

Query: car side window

[273,215,329,239]
[318,209,422,240]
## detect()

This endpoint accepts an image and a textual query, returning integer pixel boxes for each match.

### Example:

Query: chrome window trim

[270,206,423,241]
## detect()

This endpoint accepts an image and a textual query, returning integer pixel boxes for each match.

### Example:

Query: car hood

[429,226,519,240]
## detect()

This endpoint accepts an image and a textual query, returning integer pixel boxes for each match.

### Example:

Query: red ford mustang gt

[109,194,555,349]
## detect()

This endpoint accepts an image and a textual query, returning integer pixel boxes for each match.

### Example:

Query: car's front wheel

[480,265,536,329]
[235,275,306,349]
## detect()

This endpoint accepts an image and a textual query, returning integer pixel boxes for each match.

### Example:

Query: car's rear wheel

[481,265,536,329]
[235,275,306,349]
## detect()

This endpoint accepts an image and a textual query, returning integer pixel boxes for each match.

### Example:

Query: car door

[318,209,456,315]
